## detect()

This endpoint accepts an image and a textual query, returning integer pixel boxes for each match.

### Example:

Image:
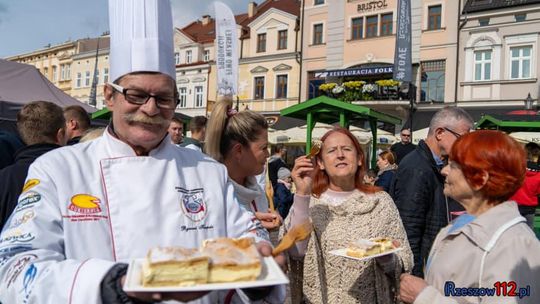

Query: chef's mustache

[123,113,169,127]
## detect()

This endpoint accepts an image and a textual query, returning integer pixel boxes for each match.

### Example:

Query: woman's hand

[256,210,281,230]
[292,155,315,196]
[399,274,428,303]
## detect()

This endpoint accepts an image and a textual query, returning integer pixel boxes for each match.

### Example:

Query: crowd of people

[0,0,539,303]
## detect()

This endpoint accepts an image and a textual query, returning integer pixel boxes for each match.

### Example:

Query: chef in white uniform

[0,0,279,303]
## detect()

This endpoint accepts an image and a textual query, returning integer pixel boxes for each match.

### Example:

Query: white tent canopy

[268,123,397,145]
[509,132,540,144]
[410,127,429,144]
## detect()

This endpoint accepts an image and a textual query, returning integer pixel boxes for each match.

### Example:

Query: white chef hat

[109,0,176,82]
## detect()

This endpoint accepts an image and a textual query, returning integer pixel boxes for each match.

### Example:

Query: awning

[475,114,540,132]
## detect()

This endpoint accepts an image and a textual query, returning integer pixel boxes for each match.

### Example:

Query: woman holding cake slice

[283,127,413,303]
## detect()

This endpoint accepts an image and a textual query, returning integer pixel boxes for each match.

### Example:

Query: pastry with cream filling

[142,247,209,286]
[371,237,395,252]
[346,239,382,258]
[202,237,262,283]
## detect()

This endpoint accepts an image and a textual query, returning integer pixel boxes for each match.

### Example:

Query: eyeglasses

[444,127,462,139]
[401,133,411,137]
[108,83,179,110]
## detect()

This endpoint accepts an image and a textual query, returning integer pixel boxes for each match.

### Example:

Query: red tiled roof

[179,0,300,43]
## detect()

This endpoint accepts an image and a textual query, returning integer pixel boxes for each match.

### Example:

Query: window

[186,50,192,64]
[351,17,363,40]
[175,52,180,64]
[254,77,265,100]
[52,66,57,81]
[420,60,445,102]
[510,46,532,79]
[43,67,49,78]
[257,33,266,52]
[313,24,323,45]
[474,50,492,81]
[60,65,65,80]
[314,0,324,5]
[276,75,288,99]
[204,50,210,62]
[515,14,526,22]
[427,5,442,30]
[278,30,288,50]
[76,72,82,88]
[65,64,71,80]
[194,86,203,107]
[479,18,490,26]
[380,13,393,36]
[178,87,187,108]
[85,71,91,86]
[103,68,109,83]
[366,16,378,38]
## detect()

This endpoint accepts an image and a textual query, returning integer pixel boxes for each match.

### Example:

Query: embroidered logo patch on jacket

[176,187,207,222]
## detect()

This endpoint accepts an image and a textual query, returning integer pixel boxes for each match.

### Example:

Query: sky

[0,0,259,58]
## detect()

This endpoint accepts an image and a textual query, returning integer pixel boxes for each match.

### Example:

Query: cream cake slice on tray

[201,237,262,283]
[142,247,209,287]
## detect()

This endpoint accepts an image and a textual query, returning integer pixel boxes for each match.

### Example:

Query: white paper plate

[329,247,403,262]
[123,257,289,292]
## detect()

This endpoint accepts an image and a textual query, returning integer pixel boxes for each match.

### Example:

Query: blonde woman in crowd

[205,98,281,234]
[284,127,413,303]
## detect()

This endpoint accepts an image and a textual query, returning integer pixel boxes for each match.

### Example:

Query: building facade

[6,41,77,94]
[70,37,111,109]
[173,17,215,117]
[458,0,540,110]
[300,0,461,125]
[235,0,301,115]
[174,0,301,118]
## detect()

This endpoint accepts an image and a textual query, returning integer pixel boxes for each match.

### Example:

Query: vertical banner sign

[214,1,238,97]
[393,0,412,82]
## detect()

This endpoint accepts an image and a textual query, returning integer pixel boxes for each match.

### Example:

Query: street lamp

[524,93,534,110]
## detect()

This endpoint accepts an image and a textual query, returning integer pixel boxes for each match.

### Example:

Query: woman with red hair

[283,127,413,303]
[399,130,540,304]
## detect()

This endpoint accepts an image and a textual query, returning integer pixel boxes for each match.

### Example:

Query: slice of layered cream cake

[142,247,209,286]
[201,237,262,283]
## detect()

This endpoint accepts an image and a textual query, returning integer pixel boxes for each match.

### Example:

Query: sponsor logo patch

[62,194,108,222]
[15,192,41,213]
[7,211,35,229]
[176,187,207,222]
[21,179,40,193]
[4,254,37,288]
[68,194,101,214]
[0,230,35,245]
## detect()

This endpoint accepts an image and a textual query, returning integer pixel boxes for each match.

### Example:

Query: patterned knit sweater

[288,190,413,304]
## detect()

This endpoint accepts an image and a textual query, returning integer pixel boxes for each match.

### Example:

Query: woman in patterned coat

[284,127,413,303]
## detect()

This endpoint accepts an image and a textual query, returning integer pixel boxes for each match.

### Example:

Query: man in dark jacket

[390,127,416,164]
[268,144,287,189]
[63,105,90,145]
[390,106,473,277]
[0,130,25,170]
[0,101,66,228]
[180,115,207,152]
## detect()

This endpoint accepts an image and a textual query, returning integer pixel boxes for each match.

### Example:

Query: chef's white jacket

[0,129,271,304]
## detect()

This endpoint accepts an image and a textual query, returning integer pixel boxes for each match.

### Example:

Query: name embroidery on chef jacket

[62,194,109,222]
